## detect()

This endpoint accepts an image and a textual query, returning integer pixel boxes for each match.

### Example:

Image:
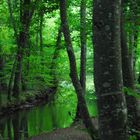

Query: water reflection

[0,91,97,140]
[0,103,75,139]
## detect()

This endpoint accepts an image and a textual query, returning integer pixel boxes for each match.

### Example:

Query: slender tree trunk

[7,58,17,100]
[129,31,135,72]
[76,0,87,120]
[7,0,38,98]
[22,32,30,91]
[93,0,128,139]
[36,32,39,48]
[0,54,5,91]
[129,1,140,131]
[13,32,24,97]
[59,1,97,139]
[120,8,137,129]
[0,51,5,105]
[13,0,32,97]
[80,0,87,95]
[7,0,18,99]
[40,11,44,53]
[7,0,18,37]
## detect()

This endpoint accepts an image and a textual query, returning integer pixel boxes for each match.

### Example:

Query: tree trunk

[0,54,5,91]
[7,0,18,99]
[59,1,97,139]
[76,0,87,120]
[13,32,24,97]
[93,0,128,139]
[7,0,18,37]
[22,32,30,91]
[120,8,137,129]
[40,11,44,53]
[0,52,5,105]
[80,0,87,95]
[36,32,39,48]
[12,0,32,97]
[129,31,135,73]
[7,58,17,101]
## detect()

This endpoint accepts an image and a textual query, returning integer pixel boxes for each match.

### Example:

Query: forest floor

[30,119,98,140]
[30,127,92,140]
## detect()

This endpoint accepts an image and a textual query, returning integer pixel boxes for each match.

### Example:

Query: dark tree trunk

[22,32,30,91]
[129,31,135,75]
[40,11,44,53]
[0,52,5,105]
[12,0,33,97]
[13,32,25,97]
[7,0,18,99]
[80,0,87,95]
[7,0,18,37]
[36,32,39,48]
[76,0,87,120]
[93,0,128,139]
[0,54,5,91]
[59,1,97,139]
[7,58,17,101]
[120,8,137,129]
[7,0,39,98]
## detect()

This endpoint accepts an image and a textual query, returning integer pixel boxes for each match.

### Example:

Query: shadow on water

[0,88,97,140]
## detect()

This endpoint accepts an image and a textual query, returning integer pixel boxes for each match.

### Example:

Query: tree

[76,0,87,119]
[93,0,128,139]
[59,0,97,139]
[120,2,137,129]
[80,0,87,95]
[12,0,35,97]
[7,0,39,97]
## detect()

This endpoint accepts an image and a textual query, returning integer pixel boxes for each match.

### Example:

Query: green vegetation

[0,0,140,140]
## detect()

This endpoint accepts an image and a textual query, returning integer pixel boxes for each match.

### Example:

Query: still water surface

[0,89,97,140]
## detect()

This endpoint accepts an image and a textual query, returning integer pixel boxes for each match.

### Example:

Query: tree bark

[120,7,137,129]
[76,0,87,120]
[93,0,128,139]
[80,0,87,95]
[12,0,34,97]
[40,11,44,53]
[0,54,5,91]
[7,58,17,100]
[7,0,18,99]
[59,0,97,139]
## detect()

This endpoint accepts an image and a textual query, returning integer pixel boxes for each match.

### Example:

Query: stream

[0,87,97,140]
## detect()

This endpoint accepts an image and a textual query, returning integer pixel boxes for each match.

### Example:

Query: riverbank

[30,127,92,140]
[0,87,57,117]
[30,120,93,140]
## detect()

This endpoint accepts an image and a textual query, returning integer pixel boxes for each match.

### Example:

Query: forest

[0,0,140,140]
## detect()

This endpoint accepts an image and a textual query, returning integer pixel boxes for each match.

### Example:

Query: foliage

[123,87,140,99]
[0,0,140,139]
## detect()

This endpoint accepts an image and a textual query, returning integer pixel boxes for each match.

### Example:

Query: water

[0,88,97,140]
